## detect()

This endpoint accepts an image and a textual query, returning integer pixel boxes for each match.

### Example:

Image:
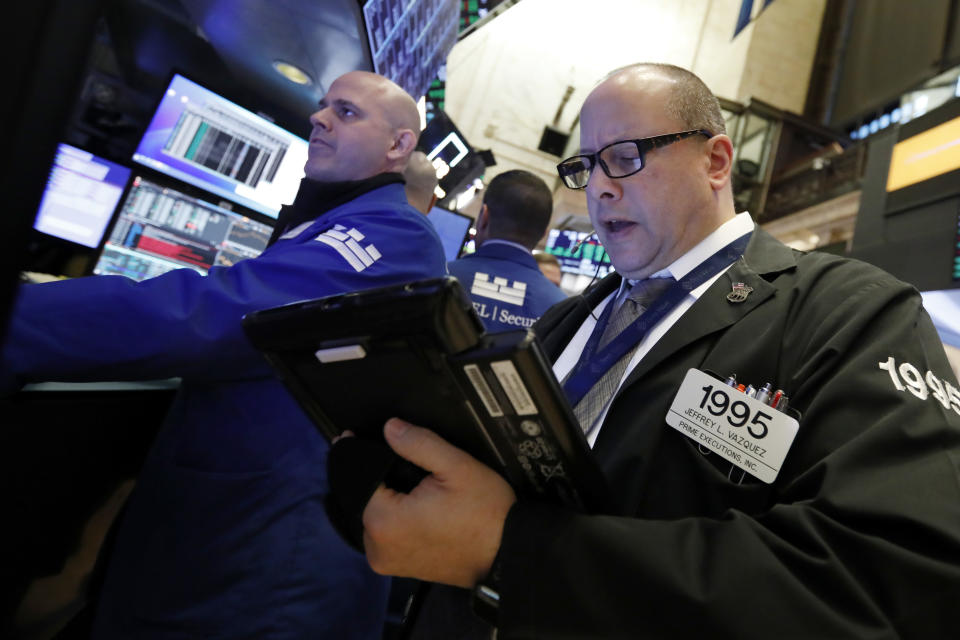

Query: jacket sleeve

[496,263,960,639]
[1,209,446,388]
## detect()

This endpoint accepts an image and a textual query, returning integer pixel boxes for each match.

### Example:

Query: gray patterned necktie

[571,277,674,433]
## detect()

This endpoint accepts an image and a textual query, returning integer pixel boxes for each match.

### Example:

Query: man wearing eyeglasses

[347,63,960,637]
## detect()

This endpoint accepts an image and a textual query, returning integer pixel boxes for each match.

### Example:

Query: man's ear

[704,134,734,192]
[477,204,490,231]
[387,129,418,162]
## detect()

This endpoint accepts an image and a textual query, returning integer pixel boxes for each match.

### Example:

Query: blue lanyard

[562,232,752,407]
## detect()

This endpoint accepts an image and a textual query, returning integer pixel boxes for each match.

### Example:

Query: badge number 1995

[665,368,799,483]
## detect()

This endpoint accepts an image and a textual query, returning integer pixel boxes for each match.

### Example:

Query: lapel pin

[726,282,753,303]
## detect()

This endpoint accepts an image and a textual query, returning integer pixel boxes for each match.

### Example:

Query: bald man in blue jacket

[2,71,446,639]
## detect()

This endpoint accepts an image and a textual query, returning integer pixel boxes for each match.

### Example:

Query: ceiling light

[272,60,312,86]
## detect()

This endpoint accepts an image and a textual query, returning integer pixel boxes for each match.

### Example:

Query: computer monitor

[132,73,307,219]
[544,229,614,279]
[33,143,132,248]
[425,206,472,261]
[362,0,459,100]
[417,108,484,206]
[954,206,960,282]
[93,175,274,281]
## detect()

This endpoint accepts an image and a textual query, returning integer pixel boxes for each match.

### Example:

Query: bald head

[305,71,421,182]
[369,75,421,137]
[403,151,438,214]
[340,71,421,135]
[602,63,726,136]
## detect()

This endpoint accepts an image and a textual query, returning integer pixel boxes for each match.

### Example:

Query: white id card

[665,368,799,483]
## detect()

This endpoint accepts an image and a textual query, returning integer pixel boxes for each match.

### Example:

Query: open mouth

[603,219,635,233]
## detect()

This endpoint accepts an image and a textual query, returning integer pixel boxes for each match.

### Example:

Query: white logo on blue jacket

[315,225,382,272]
[470,272,527,305]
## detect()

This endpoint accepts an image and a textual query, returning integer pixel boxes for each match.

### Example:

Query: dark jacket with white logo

[495,228,960,638]
[447,242,567,332]
[2,182,447,638]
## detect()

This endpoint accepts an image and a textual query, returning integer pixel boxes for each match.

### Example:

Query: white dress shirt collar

[618,212,755,297]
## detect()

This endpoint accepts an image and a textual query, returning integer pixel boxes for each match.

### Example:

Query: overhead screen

[544,229,614,279]
[955,207,960,281]
[887,114,960,192]
[362,0,459,100]
[93,175,273,281]
[33,143,131,248]
[132,74,307,219]
[417,108,484,205]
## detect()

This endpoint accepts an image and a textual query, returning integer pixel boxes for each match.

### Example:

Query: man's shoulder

[313,187,441,245]
[750,227,891,282]
[447,250,503,276]
[278,183,430,242]
[790,248,911,297]
[270,185,445,273]
[330,183,424,220]
[450,243,540,270]
[448,251,564,293]
[754,248,925,352]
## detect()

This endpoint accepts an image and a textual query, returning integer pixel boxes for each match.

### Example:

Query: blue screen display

[426,206,472,261]
[34,143,132,248]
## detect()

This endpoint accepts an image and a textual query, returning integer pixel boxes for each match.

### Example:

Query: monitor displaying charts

[132,73,307,219]
[93,176,274,281]
[544,229,613,279]
[33,143,132,248]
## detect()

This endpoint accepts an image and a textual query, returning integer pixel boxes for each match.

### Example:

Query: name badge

[665,368,799,484]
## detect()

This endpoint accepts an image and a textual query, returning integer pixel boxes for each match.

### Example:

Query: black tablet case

[242,277,609,513]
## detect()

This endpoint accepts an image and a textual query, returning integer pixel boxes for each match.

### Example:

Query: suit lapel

[535,274,621,362]
[536,228,798,400]
[616,229,796,391]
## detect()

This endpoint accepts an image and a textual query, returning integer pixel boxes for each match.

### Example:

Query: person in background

[447,170,566,332]
[342,63,960,638]
[1,70,447,639]
[403,150,439,214]
[533,250,563,287]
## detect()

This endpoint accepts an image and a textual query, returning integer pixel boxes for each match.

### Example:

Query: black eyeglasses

[556,129,712,189]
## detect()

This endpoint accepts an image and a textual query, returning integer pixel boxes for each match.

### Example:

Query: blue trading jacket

[1,183,447,639]
[447,241,567,333]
